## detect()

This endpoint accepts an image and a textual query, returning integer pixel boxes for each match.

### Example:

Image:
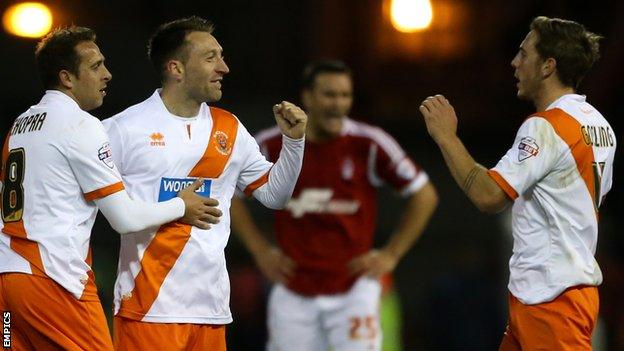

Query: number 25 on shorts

[349,315,378,340]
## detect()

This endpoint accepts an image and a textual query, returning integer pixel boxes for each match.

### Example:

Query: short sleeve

[369,128,429,197]
[66,116,124,201]
[488,117,562,199]
[102,117,124,174]
[235,124,273,196]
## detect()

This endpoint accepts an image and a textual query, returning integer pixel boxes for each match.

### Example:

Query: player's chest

[296,141,372,189]
[123,120,240,178]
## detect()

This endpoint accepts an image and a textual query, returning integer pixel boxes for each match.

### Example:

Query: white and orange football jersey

[488,94,616,304]
[104,90,274,323]
[0,90,125,301]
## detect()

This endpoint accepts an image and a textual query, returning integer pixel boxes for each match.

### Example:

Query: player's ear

[541,57,557,79]
[165,60,184,82]
[58,70,74,89]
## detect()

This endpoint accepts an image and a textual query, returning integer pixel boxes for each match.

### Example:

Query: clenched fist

[273,101,307,139]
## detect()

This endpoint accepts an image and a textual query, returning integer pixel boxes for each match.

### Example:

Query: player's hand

[253,246,296,284]
[347,249,398,279]
[177,178,222,230]
[273,101,307,139]
[419,94,458,145]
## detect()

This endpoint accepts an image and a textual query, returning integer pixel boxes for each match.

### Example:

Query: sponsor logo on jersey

[158,177,211,202]
[286,188,360,218]
[517,137,539,162]
[213,131,231,155]
[150,132,166,146]
[98,142,115,168]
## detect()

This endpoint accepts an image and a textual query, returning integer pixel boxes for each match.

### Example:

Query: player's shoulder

[208,106,237,120]
[343,118,401,145]
[104,91,161,128]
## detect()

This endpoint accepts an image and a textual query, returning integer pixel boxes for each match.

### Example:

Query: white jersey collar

[150,89,205,122]
[546,93,586,110]
[42,89,82,110]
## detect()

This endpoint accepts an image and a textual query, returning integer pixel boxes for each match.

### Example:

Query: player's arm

[71,117,221,235]
[348,181,438,278]
[419,95,510,213]
[230,197,295,283]
[243,101,307,209]
[96,179,222,234]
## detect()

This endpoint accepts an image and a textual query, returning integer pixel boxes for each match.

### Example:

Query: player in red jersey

[231,60,438,350]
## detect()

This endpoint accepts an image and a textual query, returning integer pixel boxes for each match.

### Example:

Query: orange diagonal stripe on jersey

[189,107,239,177]
[117,222,193,319]
[536,108,597,211]
[118,107,239,319]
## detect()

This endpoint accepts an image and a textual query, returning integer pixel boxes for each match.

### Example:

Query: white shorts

[267,276,382,351]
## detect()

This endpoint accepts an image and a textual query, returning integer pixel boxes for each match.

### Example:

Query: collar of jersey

[546,93,586,110]
[44,90,82,110]
[152,89,203,122]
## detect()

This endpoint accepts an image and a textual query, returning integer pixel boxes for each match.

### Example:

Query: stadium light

[390,0,433,33]
[3,2,53,38]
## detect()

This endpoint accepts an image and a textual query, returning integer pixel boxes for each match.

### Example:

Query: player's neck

[160,86,201,118]
[533,81,575,112]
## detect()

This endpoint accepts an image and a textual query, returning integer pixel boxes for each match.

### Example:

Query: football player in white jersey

[0,26,221,351]
[103,17,307,350]
[419,16,616,350]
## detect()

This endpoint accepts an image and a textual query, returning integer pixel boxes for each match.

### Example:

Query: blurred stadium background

[0,0,621,349]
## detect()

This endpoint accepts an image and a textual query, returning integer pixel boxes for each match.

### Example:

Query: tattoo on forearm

[462,165,482,194]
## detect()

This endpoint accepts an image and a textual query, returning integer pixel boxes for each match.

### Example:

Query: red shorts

[0,272,113,351]
[499,285,599,351]
[113,316,226,351]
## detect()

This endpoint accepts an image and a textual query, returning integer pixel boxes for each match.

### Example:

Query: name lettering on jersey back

[581,125,615,148]
[158,177,211,202]
[10,113,46,135]
[286,188,360,218]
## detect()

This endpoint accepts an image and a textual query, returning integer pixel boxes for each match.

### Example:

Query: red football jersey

[256,118,428,296]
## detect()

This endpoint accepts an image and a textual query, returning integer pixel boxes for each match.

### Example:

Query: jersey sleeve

[66,116,125,201]
[235,124,274,196]
[488,117,562,200]
[102,117,125,174]
[369,128,429,197]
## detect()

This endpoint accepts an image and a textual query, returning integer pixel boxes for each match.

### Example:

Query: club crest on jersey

[149,132,166,146]
[517,137,539,162]
[98,142,114,169]
[213,131,231,155]
[341,157,354,180]
[158,177,212,202]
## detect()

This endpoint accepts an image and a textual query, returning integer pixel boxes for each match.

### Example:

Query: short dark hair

[530,16,602,89]
[35,26,96,89]
[148,16,215,82]
[301,60,352,90]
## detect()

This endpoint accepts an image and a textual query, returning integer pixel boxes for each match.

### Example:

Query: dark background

[1,0,621,350]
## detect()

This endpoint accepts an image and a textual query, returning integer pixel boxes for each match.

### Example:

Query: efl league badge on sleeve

[517,137,539,162]
[98,142,115,169]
